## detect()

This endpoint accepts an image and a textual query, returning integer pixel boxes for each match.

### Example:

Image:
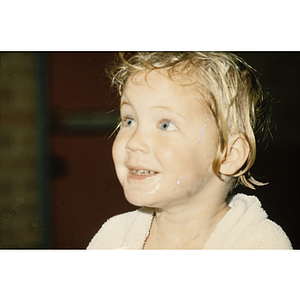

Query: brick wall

[0,52,43,248]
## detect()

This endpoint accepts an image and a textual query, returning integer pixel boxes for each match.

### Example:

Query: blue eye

[122,116,135,127]
[161,121,171,130]
[126,118,134,127]
[160,120,177,131]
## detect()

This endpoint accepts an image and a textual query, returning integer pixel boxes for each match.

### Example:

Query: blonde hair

[107,52,272,189]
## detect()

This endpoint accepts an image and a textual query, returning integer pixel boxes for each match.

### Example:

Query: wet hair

[107,52,272,189]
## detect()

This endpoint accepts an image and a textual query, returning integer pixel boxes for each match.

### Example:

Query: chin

[124,191,162,209]
[121,179,164,208]
[125,195,155,208]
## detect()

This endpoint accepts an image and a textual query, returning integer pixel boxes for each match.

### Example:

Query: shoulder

[245,218,292,249]
[230,194,292,249]
[205,193,292,249]
[87,207,154,249]
[87,210,139,249]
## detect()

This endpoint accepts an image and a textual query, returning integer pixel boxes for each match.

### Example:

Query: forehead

[120,70,213,121]
[127,67,198,88]
[122,69,210,112]
[123,69,203,100]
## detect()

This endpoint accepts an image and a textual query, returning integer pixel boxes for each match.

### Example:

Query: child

[87,52,292,249]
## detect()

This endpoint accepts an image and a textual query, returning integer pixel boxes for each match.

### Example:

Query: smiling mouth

[128,168,158,179]
[132,170,156,175]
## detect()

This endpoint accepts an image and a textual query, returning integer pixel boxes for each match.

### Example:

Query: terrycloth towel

[87,194,292,250]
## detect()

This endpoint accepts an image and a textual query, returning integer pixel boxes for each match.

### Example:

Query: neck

[147,192,230,249]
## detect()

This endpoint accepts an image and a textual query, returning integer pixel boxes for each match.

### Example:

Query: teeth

[132,170,155,175]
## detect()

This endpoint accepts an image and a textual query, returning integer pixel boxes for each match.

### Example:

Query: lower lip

[128,171,158,180]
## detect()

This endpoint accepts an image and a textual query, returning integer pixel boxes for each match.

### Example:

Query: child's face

[112,70,220,209]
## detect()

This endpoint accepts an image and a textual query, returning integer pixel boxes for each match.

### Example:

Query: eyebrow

[151,106,185,119]
[120,101,185,120]
[120,100,131,108]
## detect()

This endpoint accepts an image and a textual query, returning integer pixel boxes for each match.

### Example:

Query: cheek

[176,135,217,178]
[112,138,118,162]
[112,136,128,188]
[154,138,182,165]
[156,140,192,178]
[112,134,125,169]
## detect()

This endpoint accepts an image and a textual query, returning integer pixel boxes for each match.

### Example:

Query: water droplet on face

[177,175,183,185]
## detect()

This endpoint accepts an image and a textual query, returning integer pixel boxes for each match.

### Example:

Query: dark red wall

[48,52,136,248]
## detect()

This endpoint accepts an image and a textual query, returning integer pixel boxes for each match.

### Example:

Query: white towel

[87,194,292,250]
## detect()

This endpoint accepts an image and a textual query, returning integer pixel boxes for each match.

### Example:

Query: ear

[219,134,250,176]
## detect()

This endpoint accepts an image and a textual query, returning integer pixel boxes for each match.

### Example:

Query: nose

[125,127,150,154]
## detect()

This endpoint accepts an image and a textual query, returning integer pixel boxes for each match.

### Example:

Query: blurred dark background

[0,52,299,249]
